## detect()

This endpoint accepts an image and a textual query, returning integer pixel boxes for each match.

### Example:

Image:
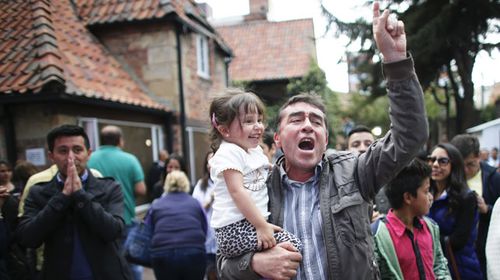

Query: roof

[216,18,316,82]
[74,0,231,55]
[0,0,167,111]
[466,118,500,133]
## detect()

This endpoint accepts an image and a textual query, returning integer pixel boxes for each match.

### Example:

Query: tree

[321,0,500,133]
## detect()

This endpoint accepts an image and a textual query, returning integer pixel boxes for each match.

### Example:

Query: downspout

[1,105,17,164]
[176,24,188,161]
[224,56,232,87]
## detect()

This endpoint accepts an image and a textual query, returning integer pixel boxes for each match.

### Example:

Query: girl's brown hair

[209,88,265,152]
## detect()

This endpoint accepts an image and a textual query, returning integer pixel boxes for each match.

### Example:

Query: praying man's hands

[62,157,82,196]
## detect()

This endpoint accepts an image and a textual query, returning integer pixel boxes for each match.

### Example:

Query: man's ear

[326,126,330,148]
[48,151,55,163]
[273,131,281,149]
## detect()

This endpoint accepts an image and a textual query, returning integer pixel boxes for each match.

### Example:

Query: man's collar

[279,160,323,186]
[99,145,120,150]
[56,169,89,185]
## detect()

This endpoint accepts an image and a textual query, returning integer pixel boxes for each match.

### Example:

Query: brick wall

[93,23,179,111]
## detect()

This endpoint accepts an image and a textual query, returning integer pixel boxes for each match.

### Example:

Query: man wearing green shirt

[88,125,146,280]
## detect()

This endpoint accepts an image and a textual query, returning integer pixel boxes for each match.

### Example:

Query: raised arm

[358,2,428,198]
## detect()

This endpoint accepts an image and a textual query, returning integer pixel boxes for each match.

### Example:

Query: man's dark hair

[347,125,372,139]
[450,134,480,158]
[47,125,90,152]
[262,130,274,150]
[276,93,327,130]
[100,126,122,146]
[385,159,431,209]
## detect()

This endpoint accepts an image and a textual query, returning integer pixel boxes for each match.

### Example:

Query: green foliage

[423,88,447,120]
[320,0,500,133]
[230,80,250,89]
[480,104,497,123]
[341,93,390,134]
[287,62,329,96]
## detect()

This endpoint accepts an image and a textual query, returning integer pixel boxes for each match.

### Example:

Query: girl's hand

[256,223,282,250]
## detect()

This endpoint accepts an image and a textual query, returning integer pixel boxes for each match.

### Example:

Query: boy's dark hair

[347,125,372,139]
[450,134,480,158]
[385,158,431,209]
[47,124,90,152]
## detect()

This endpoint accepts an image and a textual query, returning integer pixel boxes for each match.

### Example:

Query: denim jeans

[124,222,143,280]
[151,247,206,280]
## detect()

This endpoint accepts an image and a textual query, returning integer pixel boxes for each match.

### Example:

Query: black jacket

[17,170,131,280]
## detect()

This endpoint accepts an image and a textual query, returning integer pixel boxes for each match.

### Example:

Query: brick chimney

[197,2,213,20]
[244,0,268,21]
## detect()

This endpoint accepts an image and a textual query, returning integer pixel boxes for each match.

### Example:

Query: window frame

[196,34,210,79]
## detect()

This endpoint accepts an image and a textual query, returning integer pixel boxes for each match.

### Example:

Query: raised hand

[372,1,406,63]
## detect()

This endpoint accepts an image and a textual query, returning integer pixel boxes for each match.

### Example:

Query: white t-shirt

[209,141,270,228]
[192,179,217,254]
[487,199,500,280]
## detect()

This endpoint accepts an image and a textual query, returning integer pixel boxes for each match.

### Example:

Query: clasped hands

[62,157,82,196]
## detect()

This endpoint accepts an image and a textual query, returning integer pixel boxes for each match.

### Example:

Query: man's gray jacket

[217,56,429,279]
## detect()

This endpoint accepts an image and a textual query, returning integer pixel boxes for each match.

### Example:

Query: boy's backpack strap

[371,216,386,236]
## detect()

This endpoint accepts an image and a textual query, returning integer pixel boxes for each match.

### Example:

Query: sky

[199,0,499,93]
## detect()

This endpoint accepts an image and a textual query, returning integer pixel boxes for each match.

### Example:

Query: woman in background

[12,161,38,196]
[192,151,217,280]
[427,143,483,279]
[150,170,207,280]
[0,160,35,280]
[152,154,188,199]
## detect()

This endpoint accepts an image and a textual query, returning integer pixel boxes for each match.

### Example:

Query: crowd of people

[0,2,499,280]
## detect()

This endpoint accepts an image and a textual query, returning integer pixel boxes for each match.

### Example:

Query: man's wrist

[382,52,407,64]
[242,251,256,271]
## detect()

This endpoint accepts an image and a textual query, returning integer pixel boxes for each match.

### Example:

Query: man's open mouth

[298,138,315,150]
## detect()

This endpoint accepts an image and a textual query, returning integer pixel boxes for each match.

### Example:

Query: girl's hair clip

[211,113,218,128]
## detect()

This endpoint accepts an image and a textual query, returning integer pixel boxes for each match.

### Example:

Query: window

[78,117,165,169]
[196,34,210,78]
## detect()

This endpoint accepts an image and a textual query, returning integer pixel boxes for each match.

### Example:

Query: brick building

[0,0,232,182]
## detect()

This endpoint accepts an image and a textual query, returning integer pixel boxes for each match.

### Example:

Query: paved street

[143,267,155,280]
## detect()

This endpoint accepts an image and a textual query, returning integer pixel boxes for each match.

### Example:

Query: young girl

[209,89,302,258]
